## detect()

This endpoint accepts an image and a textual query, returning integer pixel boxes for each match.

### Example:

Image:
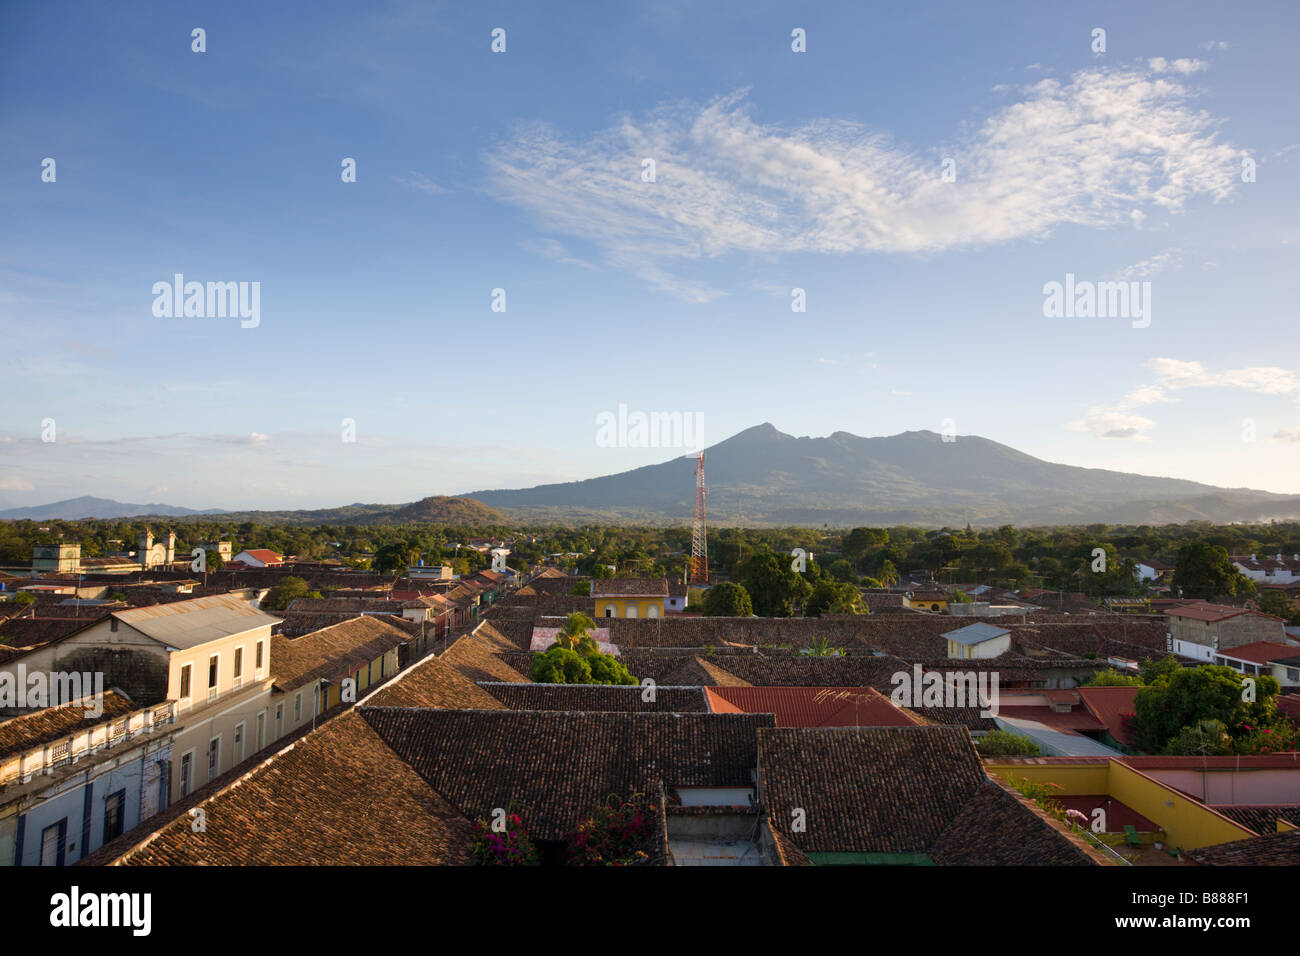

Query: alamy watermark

[890,665,1000,718]
[595,404,704,450]
[152,274,260,328]
[0,666,105,717]
[1042,273,1150,329]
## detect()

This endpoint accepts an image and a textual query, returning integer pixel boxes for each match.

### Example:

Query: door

[40,820,67,866]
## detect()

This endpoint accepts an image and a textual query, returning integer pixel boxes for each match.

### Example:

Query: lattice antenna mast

[690,451,708,584]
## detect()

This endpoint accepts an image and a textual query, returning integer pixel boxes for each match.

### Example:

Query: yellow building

[592,578,668,619]
[903,590,949,612]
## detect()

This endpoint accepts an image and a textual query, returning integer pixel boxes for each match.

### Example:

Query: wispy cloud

[1116,248,1183,280]
[1273,429,1300,443]
[518,237,595,269]
[487,66,1241,300]
[394,172,449,196]
[1147,358,1300,399]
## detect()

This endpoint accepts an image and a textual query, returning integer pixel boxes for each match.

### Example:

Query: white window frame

[233,721,246,762]
[178,662,193,709]
[255,638,265,678]
[294,692,302,722]
[179,749,195,798]
[207,734,223,781]
[207,652,221,702]
[232,644,245,690]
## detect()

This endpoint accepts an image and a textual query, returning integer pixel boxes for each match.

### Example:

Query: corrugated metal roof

[942,622,1011,645]
[114,594,280,649]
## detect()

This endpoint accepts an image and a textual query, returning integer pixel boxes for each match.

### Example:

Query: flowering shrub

[1011,778,1066,822]
[567,792,658,865]
[471,810,540,866]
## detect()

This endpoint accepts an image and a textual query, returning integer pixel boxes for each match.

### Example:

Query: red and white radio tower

[690,451,708,584]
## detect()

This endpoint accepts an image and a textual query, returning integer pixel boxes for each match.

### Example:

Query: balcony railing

[0,700,179,788]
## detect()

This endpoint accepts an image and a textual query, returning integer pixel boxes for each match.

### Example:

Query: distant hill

[463,424,1300,527]
[0,494,505,527]
[0,496,225,521]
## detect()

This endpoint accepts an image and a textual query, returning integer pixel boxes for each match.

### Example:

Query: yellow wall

[597,598,664,619]
[906,597,947,611]
[986,760,1256,850]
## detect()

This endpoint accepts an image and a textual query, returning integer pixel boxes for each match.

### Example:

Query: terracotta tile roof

[360,708,773,840]
[1167,602,1279,623]
[103,711,475,865]
[1189,828,1300,865]
[757,725,1101,864]
[270,616,409,692]
[706,686,920,728]
[440,635,529,683]
[479,683,709,712]
[0,690,137,759]
[592,577,669,597]
[1210,805,1300,835]
[365,655,506,710]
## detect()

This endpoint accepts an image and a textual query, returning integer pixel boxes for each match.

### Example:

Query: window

[256,711,266,749]
[275,703,283,737]
[1289,667,1300,682]
[208,654,219,688]
[255,639,264,671]
[234,722,245,762]
[180,752,194,798]
[626,605,637,619]
[103,789,126,842]
[233,647,243,678]
[604,607,613,618]
[207,736,221,780]
[179,664,191,699]
[294,692,302,722]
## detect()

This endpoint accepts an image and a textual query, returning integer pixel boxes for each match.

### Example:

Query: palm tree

[880,560,899,589]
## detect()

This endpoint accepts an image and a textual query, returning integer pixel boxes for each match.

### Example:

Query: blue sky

[2,0,1298,510]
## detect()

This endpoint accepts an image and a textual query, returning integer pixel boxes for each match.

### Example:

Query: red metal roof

[704,686,919,728]
[1214,641,1300,664]
[1077,686,1141,746]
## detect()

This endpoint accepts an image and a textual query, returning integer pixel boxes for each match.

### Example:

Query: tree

[702,581,753,617]
[1081,668,1144,687]
[1138,655,1182,685]
[262,576,310,611]
[1163,719,1232,756]
[13,591,36,605]
[842,527,888,570]
[1172,542,1253,601]
[738,550,811,617]
[804,580,865,617]
[373,543,410,574]
[1131,665,1284,754]
[1255,589,1300,625]
[570,580,592,596]
[878,560,899,588]
[204,548,225,571]
[531,646,592,684]
[976,730,1041,757]
[801,636,844,657]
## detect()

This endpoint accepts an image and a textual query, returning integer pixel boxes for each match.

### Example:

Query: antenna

[690,451,708,584]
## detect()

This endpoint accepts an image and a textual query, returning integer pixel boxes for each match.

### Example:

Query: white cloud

[1146,358,1300,397]
[487,67,1241,300]
[0,476,34,491]
[1068,412,1156,440]
[1115,248,1182,280]
[1149,57,1208,74]
[1200,41,1230,51]
[1272,430,1300,443]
